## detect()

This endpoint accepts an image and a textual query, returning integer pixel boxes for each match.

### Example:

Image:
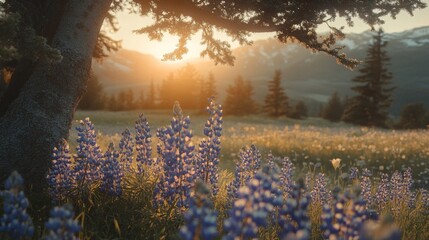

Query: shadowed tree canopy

[0,0,426,189]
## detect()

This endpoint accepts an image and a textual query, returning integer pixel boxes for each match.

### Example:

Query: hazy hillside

[93,26,429,114]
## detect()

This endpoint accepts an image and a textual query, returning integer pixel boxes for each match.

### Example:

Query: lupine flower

[322,189,369,240]
[195,97,222,196]
[375,173,391,210]
[330,158,341,170]
[391,168,415,211]
[179,181,218,240]
[359,214,401,240]
[47,139,75,204]
[155,101,196,209]
[277,179,311,240]
[0,171,34,239]
[100,143,123,196]
[223,166,282,240]
[74,118,102,185]
[43,204,80,240]
[280,157,294,199]
[135,114,152,172]
[227,145,262,200]
[310,173,331,205]
[349,167,359,180]
[118,128,134,173]
[360,168,373,207]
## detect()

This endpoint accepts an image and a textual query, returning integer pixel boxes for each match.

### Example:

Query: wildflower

[360,168,373,207]
[224,166,282,240]
[47,139,75,203]
[0,171,34,239]
[118,128,134,173]
[280,157,294,199]
[101,143,123,196]
[277,179,311,240]
[227,145,262,200]
[135,114,152,172]
[44,204,80,240]
[330,158,341,170]
[310,173,331,205]
[180,181,218,240]
[74,118,102,185]
[195,97,222,196]
[155,101,196,209]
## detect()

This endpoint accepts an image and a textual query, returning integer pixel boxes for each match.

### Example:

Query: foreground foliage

[1,99,429,239]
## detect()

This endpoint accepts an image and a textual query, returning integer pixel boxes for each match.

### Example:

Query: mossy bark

[0,0,113,189]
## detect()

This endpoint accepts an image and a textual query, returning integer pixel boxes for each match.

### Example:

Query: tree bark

[0,0,113,189]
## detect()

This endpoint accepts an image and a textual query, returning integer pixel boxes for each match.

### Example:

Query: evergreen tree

[289,101,308,119]
[263,70,289,117]
[78,72,105,110]
[146,80,156,108]
[198,72,218,111]
[223,76,257,115]
[322,91,344,122]
[342,29,395,127]
[396,103,429,129]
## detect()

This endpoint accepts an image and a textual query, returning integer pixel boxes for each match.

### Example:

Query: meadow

[1,102,429,239]
[74,109,429,188]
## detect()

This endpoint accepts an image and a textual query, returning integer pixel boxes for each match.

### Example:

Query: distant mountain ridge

[93,26,429,115]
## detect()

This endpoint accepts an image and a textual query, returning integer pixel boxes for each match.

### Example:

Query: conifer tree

[342,29,395,127]
[78,72,105,110]
[322,92,344,122]
[146,80,156,109]
[289,101,308,119]
[223,76,257,115]
[263,70,289,117]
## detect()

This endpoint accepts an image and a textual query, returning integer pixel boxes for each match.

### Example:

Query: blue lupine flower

[118,128,134,173]
[43,204,80,240]
[360,168,373,207]
[391,168,415,211]
[0,171,34,239]
[267,152,276,171]
[47,139,75,204]
[195,97,223,196]
[375,173,391,210]
[155,101,196,209]
[277,179,311,240]
[310,173,331,206]
[227,145,262,200]
[349,167,359,180]
[135,114,152,173]
[223,166,282,240]
[74,118,102,185]
[322,189,369,240]
[280,157,294,199]
[100,143,123,196]
[180,181,218,240]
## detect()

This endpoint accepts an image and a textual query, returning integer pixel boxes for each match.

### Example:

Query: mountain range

[92,26,429,115]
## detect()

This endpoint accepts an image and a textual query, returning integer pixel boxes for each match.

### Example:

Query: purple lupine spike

[360,168,373,207]
[227,145,262,200]
[223,166,282,240]
[0,171,34,239]
[74,118,102,185]
[118,128,134,173]
[180,181,218,240]
[375,173,391,210]
[311,173,331,206]
[349,167,359,181]
[135,114,152,173]
[277,179,311,240]
[322,189,370,240]
[100,143,123,196]
[195,97,223,196]
[280,157,294,199]
[43,204,80,240]
[154,101,196,209]
[47,139,75,204]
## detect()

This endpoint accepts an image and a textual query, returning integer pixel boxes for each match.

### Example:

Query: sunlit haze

[110,1,429,61]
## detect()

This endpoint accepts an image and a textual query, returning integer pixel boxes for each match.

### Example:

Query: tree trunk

[0,0,113,189]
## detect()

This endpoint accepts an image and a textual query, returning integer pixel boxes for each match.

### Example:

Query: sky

[110,1,429,61]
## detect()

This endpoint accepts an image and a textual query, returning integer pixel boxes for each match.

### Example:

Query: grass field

[73,110,429,189]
